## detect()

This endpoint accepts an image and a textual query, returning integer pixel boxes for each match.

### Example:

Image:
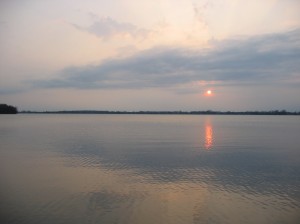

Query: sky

[1,0,300,111]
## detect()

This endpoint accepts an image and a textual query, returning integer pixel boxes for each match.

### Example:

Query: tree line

[21,109,300,115]
[0,104,18,114]
[2,103,299,115]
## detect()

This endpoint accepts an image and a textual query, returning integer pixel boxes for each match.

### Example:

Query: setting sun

[205,89,213,96]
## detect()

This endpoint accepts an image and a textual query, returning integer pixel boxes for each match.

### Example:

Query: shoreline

[19,110,300,115]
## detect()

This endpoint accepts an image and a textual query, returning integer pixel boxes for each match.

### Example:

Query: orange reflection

[205,123,213,150]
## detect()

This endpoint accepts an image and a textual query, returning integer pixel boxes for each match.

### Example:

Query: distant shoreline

[20,110,300,115]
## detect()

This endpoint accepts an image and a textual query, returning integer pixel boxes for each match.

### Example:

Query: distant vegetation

[0,104,18,114]
[21,109,300,115]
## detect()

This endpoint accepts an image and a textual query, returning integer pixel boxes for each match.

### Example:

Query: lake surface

[0,114,300,224]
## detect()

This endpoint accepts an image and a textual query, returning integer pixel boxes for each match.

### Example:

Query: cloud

[192,1,213,26]
[71,15,149,40]
[0,87,25,95]
[34,29,300,92]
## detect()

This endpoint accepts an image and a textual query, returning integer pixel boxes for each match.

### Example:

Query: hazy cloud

[0,87,26,95]
[34,29,300,91]
[71,16,149,40]
[192,1,213,27]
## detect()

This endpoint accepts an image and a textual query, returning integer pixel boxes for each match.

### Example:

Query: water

[0,114,299,224]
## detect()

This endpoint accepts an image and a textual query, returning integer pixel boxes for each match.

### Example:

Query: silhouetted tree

[0,104,18,114]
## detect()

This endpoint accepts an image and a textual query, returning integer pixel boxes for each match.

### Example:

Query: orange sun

[206,90,212,95]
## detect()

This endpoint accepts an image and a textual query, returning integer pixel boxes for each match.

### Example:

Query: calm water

[0,114,300,224]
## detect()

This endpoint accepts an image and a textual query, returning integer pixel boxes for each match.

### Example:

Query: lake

[0,114,299,224]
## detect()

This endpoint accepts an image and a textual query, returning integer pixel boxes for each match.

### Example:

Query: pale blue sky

[1,0,300,111]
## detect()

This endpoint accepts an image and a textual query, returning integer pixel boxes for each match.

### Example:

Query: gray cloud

[34,29,300,91]
[71,16,149,40]
[0,86,28,95]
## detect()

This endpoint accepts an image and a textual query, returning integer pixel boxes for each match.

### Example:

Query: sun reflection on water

[205,121,213,150]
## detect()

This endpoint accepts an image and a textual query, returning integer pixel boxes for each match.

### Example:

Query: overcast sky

[1,0,300,111]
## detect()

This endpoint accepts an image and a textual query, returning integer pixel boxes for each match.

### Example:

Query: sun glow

[205,90,212,96]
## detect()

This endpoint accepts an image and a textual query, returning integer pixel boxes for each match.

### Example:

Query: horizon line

[19,109,300,115]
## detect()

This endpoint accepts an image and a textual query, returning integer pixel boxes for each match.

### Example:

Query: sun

[204,89,214,96]
[206,90,212,95]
